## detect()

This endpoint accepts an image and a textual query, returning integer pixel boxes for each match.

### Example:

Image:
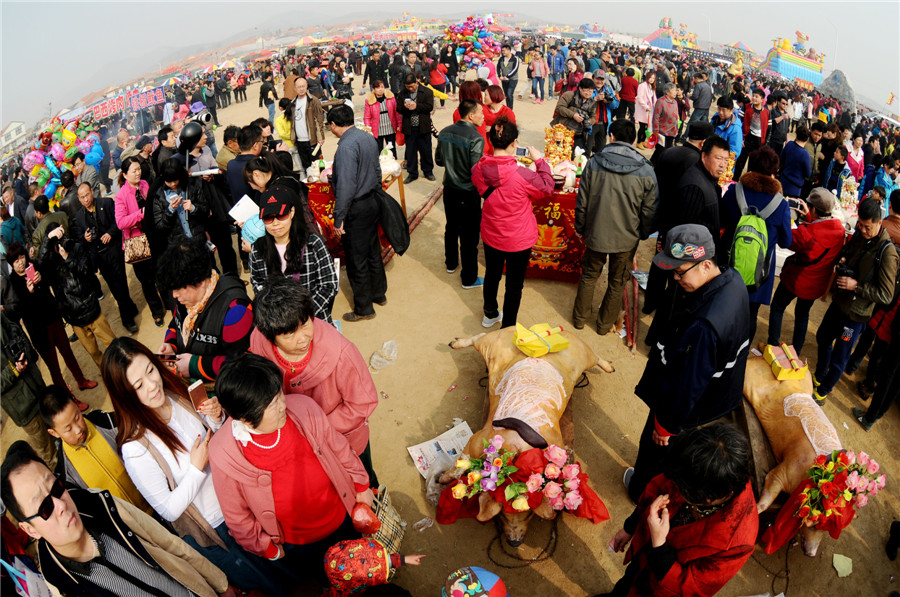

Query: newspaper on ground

[407,421,473,478]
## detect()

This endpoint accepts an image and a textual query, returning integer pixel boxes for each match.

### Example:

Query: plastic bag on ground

[369,340,398,373]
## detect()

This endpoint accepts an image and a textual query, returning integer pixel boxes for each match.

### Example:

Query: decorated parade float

[644,17,700,51]
[760,31,825,86]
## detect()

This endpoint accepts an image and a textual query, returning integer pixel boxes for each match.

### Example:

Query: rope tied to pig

[487,515,559,568]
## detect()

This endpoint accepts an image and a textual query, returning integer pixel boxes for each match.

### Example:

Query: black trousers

[375,134,397,158]
[734,135,762,179]
[131,257,167,320]
[404,130,433,177]
[617,100,635,120]
[342,194,387,316]
[483,243,531,328]
[92,246,139,325]
[862,339,900,424]
[207,222,239,276]
[296,140,315,172]
[442,186,481,285]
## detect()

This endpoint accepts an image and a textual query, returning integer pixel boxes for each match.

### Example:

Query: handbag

[395,130,405,146]
[645,117,658,148]
[123,228,152,264]
[374,188,410,255]
[554,78,565,94]
[366,484,405,559]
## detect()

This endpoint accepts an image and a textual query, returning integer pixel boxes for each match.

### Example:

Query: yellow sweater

[63,420,152,514]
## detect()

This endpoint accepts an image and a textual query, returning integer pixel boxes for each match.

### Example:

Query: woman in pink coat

[362,79,401,158]
[209,353,373,578]
[472,116,554,329]
[249,277,379,485]
[528,50,550,104]
[634,71,657,148]
[114,156,168,325]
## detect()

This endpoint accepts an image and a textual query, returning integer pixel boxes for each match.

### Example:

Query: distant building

[1,121,27,155]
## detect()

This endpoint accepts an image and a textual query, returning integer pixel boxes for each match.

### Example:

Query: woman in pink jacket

[528,50,549,104]
[209,353,373,578]
[114,156,168,325]
[362,79,401,158]
[634,71,657,149]
[249,277,379,485]
[472,116,554,329]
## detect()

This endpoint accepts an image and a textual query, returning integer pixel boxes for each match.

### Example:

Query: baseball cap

[1,182,12,194]
[592,69,607,79]
[686,121,714,141]
[135,136,153,151]
[259,184,295,220]
[653,224,715,270]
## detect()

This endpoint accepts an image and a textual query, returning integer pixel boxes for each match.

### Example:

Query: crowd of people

[1,30,899,597]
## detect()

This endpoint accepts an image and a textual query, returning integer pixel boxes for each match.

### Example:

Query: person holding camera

[1,312,55,464]
[813,197,899,405]
[397,73,436,183]
[551,78,598,158]
[37,222,118,369]
[74,182,139,334]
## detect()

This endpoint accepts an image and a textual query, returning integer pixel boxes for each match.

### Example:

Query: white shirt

[121,396,224,527]
[294,96,310,143]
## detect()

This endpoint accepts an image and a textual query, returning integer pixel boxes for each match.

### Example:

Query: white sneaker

[482,312,503,328]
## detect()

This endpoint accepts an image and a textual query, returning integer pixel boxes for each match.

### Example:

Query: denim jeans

[814,304,866,395]
[266,102,275,122]
[502,78,517,108]
[531,77,544,100]
[547,73,560,98]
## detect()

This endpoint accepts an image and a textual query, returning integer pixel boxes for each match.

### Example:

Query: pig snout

[499,510,533,547]
[799,525,826,557]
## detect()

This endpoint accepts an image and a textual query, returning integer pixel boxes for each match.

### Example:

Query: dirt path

[3,78,898,596]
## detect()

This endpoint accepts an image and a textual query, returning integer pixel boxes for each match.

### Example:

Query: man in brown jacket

[289,77,326,172]
[1,441,232,597]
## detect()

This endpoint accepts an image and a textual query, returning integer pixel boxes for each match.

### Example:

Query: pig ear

[533,498,556,520]
[476,492,503,522]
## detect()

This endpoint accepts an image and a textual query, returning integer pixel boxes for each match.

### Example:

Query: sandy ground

[3,76,899,596]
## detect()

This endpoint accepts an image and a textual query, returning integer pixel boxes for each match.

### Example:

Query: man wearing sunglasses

[1,441,232,597]
[623,224,750,504]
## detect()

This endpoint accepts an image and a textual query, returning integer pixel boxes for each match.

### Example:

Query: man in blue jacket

[624,224,750,503]
[710,96,743,158]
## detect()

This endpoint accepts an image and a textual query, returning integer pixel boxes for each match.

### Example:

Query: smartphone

[188,379,208,411]
[25,263,36,284]
[155,353,178,363]
[788,199,802,210]
[515,147,529,157]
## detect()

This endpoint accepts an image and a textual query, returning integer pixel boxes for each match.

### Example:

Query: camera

[5,331,27,364]
[190,109,212,125]
[86,226,97,241]
[835,264,855,279]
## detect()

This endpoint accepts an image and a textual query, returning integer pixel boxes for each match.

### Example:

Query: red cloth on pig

[761,478,856,554]
[436,448,609,524]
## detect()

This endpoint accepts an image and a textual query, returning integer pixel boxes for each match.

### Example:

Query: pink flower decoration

[856,493,869,508]
[867,460,880,475]
[857,451,870,468]
[563,477,580,492]
[491,435,504,451]
[549,495,565,511]
[844,450,856,465]
[544,445,568,467]
[543,481,563,500]
[526,473,545,493]
[563,490,583,511]
[481,477,496,491]
[847,471,860,491]
[867,479,878,494]
[562,464,581,480]
[877,474,886,490]
[544,463,561,480]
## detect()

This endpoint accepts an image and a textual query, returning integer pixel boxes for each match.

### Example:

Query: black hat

[687,121,714,141]
[135,136,152,151]
[259,184,295,219]
[652,224,715,270]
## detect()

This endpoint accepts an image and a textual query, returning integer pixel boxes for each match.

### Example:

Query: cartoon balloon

[61,129,76,149]
[84,150,102,167]
[44,156,61,177]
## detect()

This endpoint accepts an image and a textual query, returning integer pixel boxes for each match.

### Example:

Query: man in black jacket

[74,183,139,332]
[625,224,750,503]
[37,223,117,369]
[435,100,486,287]
[497,44,520,108]
[397,73,435,183]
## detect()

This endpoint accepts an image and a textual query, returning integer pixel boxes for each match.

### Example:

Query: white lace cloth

[783,393,842,455]
[492,358,566,432]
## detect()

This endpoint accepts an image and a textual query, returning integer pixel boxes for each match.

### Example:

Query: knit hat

[806,188,836,215]
[443,567,508,597]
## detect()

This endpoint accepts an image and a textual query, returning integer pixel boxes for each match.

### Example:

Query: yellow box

[514,323,570,357]
[763,343,808,381]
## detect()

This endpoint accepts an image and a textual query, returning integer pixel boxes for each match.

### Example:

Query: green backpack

[729,182,783,291]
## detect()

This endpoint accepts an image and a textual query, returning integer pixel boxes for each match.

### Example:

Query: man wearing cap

[134,136,155,183]
[687,72,713,127]
[624,224,750,503]
[573,119,658,334]
[327,105,386,322]
[644,121,714,316]
[589,70,618,156]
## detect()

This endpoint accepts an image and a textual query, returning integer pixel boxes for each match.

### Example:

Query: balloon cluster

[21,116,105,201]
[445,15,501,69]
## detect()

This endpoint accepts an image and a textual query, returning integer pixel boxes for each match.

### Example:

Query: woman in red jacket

[563,58,584,92]
[362,79,401,157]
[428,60,449,109]
[651,83,679,161]
[767,188,845,352]
[453,80,488,146]
[209,353,373,581]
[483,85,516,155]
[603,423,758,597]
[472,117,554,328]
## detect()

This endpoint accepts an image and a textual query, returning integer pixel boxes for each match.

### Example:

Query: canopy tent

[199,65,214,74]
[164,76,183,86]
[296,36,318,46]
[332,36,349,44]
[727,41,756,54]
[218,59,239,69]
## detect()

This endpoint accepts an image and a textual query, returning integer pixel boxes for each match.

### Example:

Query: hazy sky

[2,1,898,127]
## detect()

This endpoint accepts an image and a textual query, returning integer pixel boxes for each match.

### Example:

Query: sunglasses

[261,212,291,224]
[22,478,65,523]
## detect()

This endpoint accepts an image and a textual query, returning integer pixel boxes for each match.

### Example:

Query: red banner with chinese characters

[90,95,126,120]
[526,189,585,283]
[305,182,392,262]
[125,86,166,112]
